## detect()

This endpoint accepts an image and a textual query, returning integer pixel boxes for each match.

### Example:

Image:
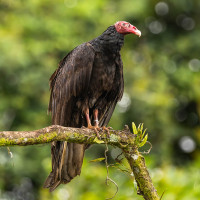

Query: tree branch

[0,125,160,200]
[0,125,135,147]
[123,149,160,200]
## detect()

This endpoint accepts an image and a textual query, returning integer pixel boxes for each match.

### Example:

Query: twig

[104,143,119,200]
[140,141,152,154]
[7,147,13,158]
[160,190,165,200]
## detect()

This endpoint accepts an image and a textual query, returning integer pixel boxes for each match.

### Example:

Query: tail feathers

[44,142,85,192]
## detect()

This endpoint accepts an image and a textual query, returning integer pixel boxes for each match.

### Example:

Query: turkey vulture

[44,21,141,191]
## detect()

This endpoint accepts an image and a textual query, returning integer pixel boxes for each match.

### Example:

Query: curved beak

[129,24,141,37]
[134,29,141,37]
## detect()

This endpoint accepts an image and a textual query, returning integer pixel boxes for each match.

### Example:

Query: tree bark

[0,125,160,200]
[123,149,160,200]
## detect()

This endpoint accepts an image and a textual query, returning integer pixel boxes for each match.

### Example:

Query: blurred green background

[0,0,200,199]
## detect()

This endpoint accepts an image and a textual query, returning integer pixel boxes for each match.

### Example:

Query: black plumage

[44,22,141,191]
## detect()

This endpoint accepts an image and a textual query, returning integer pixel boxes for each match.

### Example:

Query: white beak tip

[135,30,141,37]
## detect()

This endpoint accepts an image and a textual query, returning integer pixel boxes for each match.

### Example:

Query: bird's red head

[115,21,141,37]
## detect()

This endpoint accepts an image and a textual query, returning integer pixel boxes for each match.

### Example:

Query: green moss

[109,134,120,143]
[124,150,160,200]
[36,131,58,143]
[0,138,9,146]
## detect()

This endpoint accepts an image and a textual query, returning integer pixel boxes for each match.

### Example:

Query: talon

[84,108,102,139]
[107,126,113,130]
[88,125,101,139]
[102,126,110,138]
[94,127,101,139]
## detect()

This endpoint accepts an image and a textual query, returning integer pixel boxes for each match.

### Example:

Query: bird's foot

[101,126,111,137]
[88,125,101,139]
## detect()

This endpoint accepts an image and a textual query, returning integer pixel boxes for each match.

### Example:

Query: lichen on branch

[0,125,135,147]
[0,125,160,200]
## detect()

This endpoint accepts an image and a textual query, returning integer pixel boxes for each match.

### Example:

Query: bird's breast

[89,54,117,92]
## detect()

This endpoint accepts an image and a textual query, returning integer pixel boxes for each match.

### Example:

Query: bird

[43,21,141,191]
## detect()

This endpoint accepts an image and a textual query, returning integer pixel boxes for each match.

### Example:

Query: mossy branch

[0,125,134,147]
[0,125,160,200]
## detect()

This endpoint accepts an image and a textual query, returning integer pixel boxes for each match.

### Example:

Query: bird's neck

[90,25,124,53]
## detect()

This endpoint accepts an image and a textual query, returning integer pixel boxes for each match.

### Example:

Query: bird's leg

[84,108,92,127]
[93,109,99,128]
[84,108,100,138]
[93,109,110,137]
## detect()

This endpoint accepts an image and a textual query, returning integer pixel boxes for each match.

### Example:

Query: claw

[101,126,110,138]
[106,126,113,130]
[88,125,101,139]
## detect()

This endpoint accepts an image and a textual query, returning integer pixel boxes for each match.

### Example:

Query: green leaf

[142,128,147,138]
[137,123,143,137]
[89,157,105,163]
[93,137,104,144]
[111,165,131,174]
[138,134,148,147]
[132,122,138,135]
[139,123,143,132]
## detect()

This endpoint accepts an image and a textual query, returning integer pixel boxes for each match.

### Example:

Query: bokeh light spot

[176,15,195,30]
[117,93,131,113]
[181,17,195,30]
[179,136,196,153]
[155,2,169,16]
[163,60,177,73]
[57,188,70,200]
[175,109,187,122]
[148,21,164,34]
[188,59,200,72]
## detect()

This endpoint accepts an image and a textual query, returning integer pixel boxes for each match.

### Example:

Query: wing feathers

[49,43,95,126]
[44,43,95,190]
